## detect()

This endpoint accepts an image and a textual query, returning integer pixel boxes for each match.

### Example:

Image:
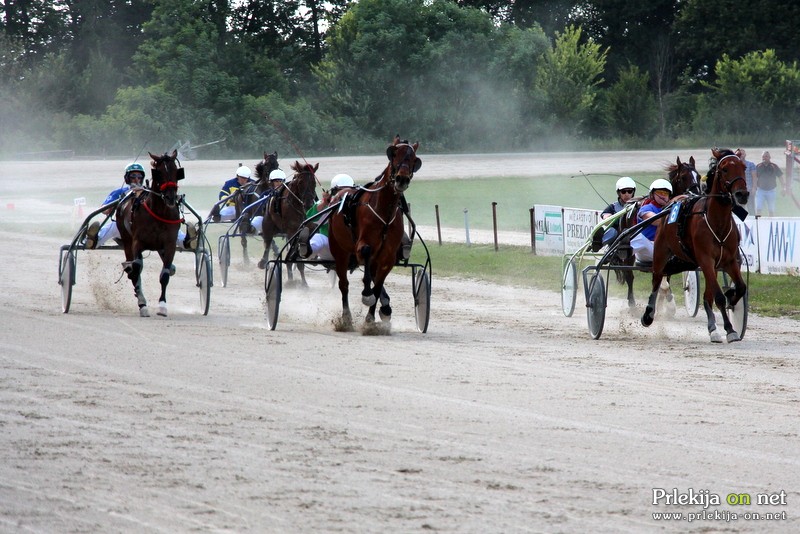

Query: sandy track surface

[1,151,798,532]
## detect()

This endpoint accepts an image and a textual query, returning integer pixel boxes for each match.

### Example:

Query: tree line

[2,0,799,158]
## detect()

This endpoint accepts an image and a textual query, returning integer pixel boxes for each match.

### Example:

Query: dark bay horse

[642,148,749,342]
[328,140,422,329]
[117,150,185,317]
[236,151,279,263]
[612,156,701,308]
[259,161,319,281]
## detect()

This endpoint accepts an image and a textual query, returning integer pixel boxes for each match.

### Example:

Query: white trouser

[250,215,263,234]
[219,205,237,221]
[310,233,333,261]
[97,220,187,248]
[630,233,654,262]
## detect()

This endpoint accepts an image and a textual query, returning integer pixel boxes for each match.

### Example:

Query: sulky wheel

[265,260,282,330]
[218,236,231,288]
[562,259,578,317]
[586,273,606,340]
[682,270,700,317]
[60,249,76,313]
[413,268,431,333]
[198,251,211,316]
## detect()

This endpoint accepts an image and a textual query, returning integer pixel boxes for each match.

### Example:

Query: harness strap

[141,201,184,224]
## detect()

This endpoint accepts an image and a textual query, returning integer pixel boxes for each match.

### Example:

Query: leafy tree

[600,64,657,139]
[675,0,800,86]
[698,50,800,136]
[535,25,607,136]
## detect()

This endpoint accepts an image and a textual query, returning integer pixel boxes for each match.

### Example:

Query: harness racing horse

[258,161,319,282]
[612,156,702,308]
[328,140,422,330]
[117,150,186,317]
[642,148,749,342]
[236,151,279,263]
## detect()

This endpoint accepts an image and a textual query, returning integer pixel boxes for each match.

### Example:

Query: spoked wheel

[265,260,282,330]
[197,252,212,316]
[682,270,700,317]
[218,236,231,288]
[586,272,606,340]
[722,273,748,340]
[413,268,431,333]
[562,259,578,317]
[60,250,75,313]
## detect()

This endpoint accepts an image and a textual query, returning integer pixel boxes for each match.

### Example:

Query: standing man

[755,151,783,217]
[735,148,757,214]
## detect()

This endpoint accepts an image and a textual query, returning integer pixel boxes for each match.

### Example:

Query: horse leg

[625,271,636,308]
[696,264,726,343]
[124,255,149,317]
[156,251,174,317]
[359,245,376,307]
[378,286,392,321]
[335,261,353,330]
[641,271,665,327]
[240,234,249,265]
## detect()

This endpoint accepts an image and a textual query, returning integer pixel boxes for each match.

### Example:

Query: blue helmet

[124,162,145,184]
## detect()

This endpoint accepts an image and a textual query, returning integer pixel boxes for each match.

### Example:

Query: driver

[591,176,637,251]
[630,178,672,264]
[85,163,196,250]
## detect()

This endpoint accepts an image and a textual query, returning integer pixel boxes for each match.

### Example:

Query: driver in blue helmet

[85,163,196,250]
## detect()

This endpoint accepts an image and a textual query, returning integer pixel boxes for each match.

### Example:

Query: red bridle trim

[141,201,184,224]
[160,182,179,191]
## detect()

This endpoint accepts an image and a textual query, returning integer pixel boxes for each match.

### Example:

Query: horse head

[149,149,183,208]
[668,156,701,195]
[290,161,319,211]
[709,148,749,206]
[255,151,279,183]
[386,139,421,193]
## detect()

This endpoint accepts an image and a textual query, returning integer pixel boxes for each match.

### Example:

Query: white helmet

[649,178,673,194]
[616,176,636,191]
[236,165,252,179]
[269,169,286,181]
[331,173,354,189]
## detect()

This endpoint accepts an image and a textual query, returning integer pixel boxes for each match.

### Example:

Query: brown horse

[328,140,422,329]
[258,161,319,282]
[611,156,702,308]
[642,148,749,342]
[116,150,185,317]
[235,151,279,263]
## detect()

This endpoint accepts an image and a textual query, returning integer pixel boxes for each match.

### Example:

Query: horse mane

[707,147,736,190]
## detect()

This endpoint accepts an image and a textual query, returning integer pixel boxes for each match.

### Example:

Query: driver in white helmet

[210,165,254,222]
[298,173,356,260]
[245,168,288,234]
[591,176,637,251]
[630,178,673,264]
[85,162,196,250]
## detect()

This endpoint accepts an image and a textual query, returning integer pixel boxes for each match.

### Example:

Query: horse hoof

[158,301,167,317]
[140,307,150,317]
[710,330,724,343]
[641,308,654,327]
[379,305,392,321]
[362,294,376,306]
[726,332,741,343]
[365,314,375,324]
[257,260,266,269]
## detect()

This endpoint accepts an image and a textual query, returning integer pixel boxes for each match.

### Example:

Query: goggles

[618,188,635,195]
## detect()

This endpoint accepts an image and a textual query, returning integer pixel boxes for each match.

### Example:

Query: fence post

[464,208,471,245]
[529,206,536,255]
[435,204,442,246]
[491,202,499,251]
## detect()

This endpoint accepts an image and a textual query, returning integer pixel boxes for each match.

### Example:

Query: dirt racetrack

[1,150,798,532]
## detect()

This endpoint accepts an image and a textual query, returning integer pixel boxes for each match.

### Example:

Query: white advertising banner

[534,204,564,256]
[756,218,800,275]
[735,217,759,273]
[562,208,599,254]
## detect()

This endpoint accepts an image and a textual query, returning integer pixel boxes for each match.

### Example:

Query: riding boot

[210,204,221,223]
[401,232,412,260]
[85,221,101,249]
[590,229,603,252]
[297,227,311,258]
